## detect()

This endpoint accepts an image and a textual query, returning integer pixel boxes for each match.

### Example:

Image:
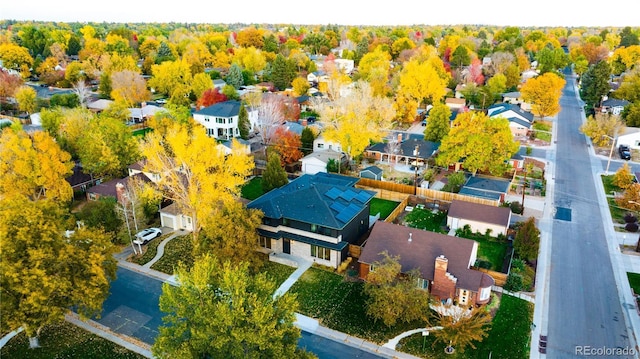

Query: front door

[283,238,291,254]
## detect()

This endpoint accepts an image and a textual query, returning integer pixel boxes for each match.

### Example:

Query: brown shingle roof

[360,221,493,291]
[87,173,151,198]
[447,200,511,227]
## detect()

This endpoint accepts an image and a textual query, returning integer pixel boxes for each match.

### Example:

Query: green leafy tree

[0,198,117,348]
[75,197,122,240]
[451,45,471,68]
[622,101,640,127]
[300,127,315,155]
[262,152,288,193]
[430,306,492,353]
[424,103,451,142]
[226,63,244,89]
[514,217,541,261]
[238,104,251,140]
[364,252,430,327]
[50,93,80,108]
[535,46,570,73]
[436,111,519,175]
[442,171,466,193]
[580,60,611,112]
[620,27,640,47]
[153,254,311,359]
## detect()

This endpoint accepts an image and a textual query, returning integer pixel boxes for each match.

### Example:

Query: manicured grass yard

[369,198,400,220]
[0,321,144,359]
[132,127,152,137]
[241,177,265,200]
[398,294,533,359]
[627,272,640,295]
[473,237,509,272]
[129,233,170,265]
[404,209,448,233]
[261,260,296,288]
[532,121,552,142]
[151,235,194,274]
[601,175,627,224]
[289,267,424,344]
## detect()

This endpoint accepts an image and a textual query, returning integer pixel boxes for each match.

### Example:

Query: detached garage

[160,203,194,231]
[447,200,511,236]
[301,149,344,175]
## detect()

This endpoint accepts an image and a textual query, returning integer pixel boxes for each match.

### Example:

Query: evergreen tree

[580,60,611,113]
[226,63,244,89]
[270,54,296,91]
[300,127,315,155]
[514,217,541,261]
[262,152,288,193]
[238,104,250,140]
[156,42,174,63]
[620,27,640,47]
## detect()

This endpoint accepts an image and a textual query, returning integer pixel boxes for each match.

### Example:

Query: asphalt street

[545,72,633,357]
[98,266,387,358]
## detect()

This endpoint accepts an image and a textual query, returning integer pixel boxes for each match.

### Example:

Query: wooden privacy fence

[385,196,410,223]
[477,268,508,287]
[357,178,500,207]
[348,244,362,259]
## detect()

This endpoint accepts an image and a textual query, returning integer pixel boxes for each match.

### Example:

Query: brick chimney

[115,182,127,205]
[431,255,457,301]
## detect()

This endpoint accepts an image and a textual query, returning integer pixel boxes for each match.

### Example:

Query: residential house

[247,172,375,269]
[213,79,227,90]
[65,163,96,192]
[509,150,525,170]
[501,91,532,112]
[358,221,494,305]
[87,99,114,113]
[487,103,534,137]
[307,71,327,84]
[193,100,258,140]
[301,149,345,175]
[616,128,640,150]
[216,138,251,155]
[359,166,383,180]
[600,98,630,116]
[447,200,512,236]
[458,176,511,203]
[364,133,439,166]
[521,69,538,82]
[313,134,343,153]
[129,104,165,123]
[128,159,161,183]
[159,202,194,231]
[86,173,151,202]
[445,97,466,111]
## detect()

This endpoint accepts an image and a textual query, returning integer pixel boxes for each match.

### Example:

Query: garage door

[303,162,326,175]
[161,214,175,230]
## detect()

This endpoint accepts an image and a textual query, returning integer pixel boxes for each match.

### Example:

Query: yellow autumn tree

[520,72,566,119]
[110,70,151,107]
[0,128,73,201]
[15,86,37,115]
[233,46,267,74]
[395,54,450,123]
[316,81,394,161]
[0,43,34,77]
[436,111,519,175]
[579,112,625,147]
[358,47,392,97]
[292,77,310,96]
[148,58,193,101]
[140,121,254,244]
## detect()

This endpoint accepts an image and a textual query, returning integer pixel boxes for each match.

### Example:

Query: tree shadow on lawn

[289,267,425,344]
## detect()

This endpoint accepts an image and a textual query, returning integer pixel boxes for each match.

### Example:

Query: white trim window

[310,245,330,260]
[417,278,429,290]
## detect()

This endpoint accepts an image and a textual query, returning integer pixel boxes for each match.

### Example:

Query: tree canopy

[520,72,566,118]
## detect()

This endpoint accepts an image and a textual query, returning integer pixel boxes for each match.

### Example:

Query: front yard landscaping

[601,174,630,224]
[151,235,193,274]
[397,294,533,359]
[532,120,552,142]
[627,272,640,295]
[128,233,171,265]
[0,321,145,359]
[369,198,400,220]
[289,267,424,344]
[261,258,297,288]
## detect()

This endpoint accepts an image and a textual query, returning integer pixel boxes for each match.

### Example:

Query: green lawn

[532,121,552,142]
[602,174,620,195]
[398,294,533,359]
[404,209,448,233]
[241,177,264,200]
[0,321,145,359]
[261,259,297,288]
[289,267,424,344]
[474,237,509,272]
[132,127,152,138]
[627,272,640,294]
[129,233,171,266]
[369,198,400,220]
[151,235,194,274]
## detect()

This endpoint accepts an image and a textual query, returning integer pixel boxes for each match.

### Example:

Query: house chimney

[115,182,127,205]
[408,232,412,242]
[435,255,448,272]
[397,133,402,143]
[301,118,308,126]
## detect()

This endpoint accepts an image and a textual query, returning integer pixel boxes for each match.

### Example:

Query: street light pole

[413,145,419,195]
[603,131,617,175]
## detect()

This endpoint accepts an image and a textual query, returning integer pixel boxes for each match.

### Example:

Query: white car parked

[133,228,162,245]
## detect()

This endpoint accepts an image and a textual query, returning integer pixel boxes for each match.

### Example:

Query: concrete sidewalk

[271,253,312,299]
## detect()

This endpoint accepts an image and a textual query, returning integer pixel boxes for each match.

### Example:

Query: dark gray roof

[366,138,440,158]
[360,166,383,176]
[459,176,510,201]
[247,173,374,229]
[507,117,532,129]
[488,103,533,122]
[501,91,521,98]
[602,98,630,108]
[258,228,348,251]
[194,100,241,117]
[458,188,502,201]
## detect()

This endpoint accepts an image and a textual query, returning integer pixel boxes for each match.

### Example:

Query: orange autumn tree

[197,88,227,109]
[272,127,303,165]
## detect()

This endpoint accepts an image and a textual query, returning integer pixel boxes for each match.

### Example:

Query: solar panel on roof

[346,203,362,213]
[330,202,346,213]
[336,210,354,224]
[324,187,341,200]
[354,191,371,203]
[340,189,356,201]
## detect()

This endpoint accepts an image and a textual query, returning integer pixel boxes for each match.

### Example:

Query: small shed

[160,202,194,231]
[359,166,383,181]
